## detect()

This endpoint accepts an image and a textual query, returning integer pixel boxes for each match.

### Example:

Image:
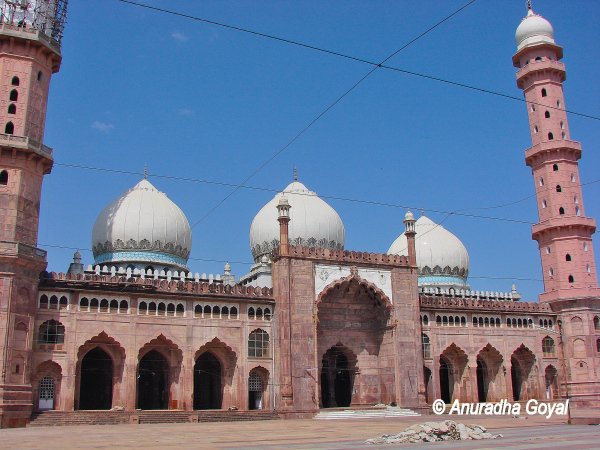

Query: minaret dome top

[515,8,555,50]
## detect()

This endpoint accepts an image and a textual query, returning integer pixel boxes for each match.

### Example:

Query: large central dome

[249,179,345,261]
[92,179,192,271]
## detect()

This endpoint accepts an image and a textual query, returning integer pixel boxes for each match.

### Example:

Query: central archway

[194,352,222,409]
[317,274,392,407]
[137,350,169,410]
[79,347,113,410]
[320,345,356,408]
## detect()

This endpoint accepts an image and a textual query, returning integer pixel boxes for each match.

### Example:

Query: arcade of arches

[423,342,557,405]
[38,333,271,412]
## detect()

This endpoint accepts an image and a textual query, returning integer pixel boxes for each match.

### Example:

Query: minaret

[514,4,600,412]
[0,1,67,427]
[513,5,599,302]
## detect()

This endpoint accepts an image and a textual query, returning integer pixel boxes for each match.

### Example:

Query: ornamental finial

[293,166,298,181]
[143,164,148,180]
[527,0,532,11]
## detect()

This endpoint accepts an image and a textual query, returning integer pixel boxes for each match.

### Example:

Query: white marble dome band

[249,180,345,262]
[92,179,192,269]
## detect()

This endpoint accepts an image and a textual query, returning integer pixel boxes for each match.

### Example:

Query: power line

[184,0,480,228]
[54,161,600,226]
[113,0,600,122]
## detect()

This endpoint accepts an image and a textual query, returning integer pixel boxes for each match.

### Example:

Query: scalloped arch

[316,272,392,310]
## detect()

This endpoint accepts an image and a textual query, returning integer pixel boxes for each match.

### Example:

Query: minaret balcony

[516,59,565,88]
[0,240,47,264]
[532,216,596,241]
[0,23,61,56]
[525,139,581,167]
[539,286,600,303]
[0,133,53,158]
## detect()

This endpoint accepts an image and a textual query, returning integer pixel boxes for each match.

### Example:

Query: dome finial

[526,0,532,11]
[293,166,298,181]
[143,164,148,180]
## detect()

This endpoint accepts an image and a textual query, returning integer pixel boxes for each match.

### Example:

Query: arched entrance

[137,350,169,409]
[511,345,536,401]
[317,275,392,407]
[248,368,269,410]
[194,352,222,409]
[476,360,488,402]
[320,345,356,408]
[545,365,559,400]
[439,356,453,404]
[79,347,113,410]
[423,366,432,404]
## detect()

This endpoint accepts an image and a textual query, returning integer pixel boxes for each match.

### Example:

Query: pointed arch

[316,272,392,311]
[511,344,537,401]
[439,343,468,403]
[476,344,504,402]
[194,337,238,410]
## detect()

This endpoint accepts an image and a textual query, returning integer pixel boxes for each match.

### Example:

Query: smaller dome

[515,9,555,50]
[387,215,469,288]
[404,210,415,222]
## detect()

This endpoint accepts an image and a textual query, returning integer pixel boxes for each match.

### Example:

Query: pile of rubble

[366,420,502,444]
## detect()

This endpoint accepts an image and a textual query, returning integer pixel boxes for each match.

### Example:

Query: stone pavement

[2,414,599,449]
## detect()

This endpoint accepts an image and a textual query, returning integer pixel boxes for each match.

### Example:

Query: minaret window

[534,126,538,134]
[11,76,19,86]
[568,275,574,283]
[545,247,551,254]
[560,121,564,129]
[571,174,576,182]
[559,207,565,215]
[584,243,588,252]
[4,122,14,134]
[549,268,554,277]
[545,111,551,118]
[9,90,18,101]
[531,104,536,112]
[535,56,542,61]
[0,170,7,185]
[553,164,559,171]
[37,71,43,82]
[562,132,566,139]
[575,206,580,216]
[557,100,561,108]
[587,265,592,274]
[565,254,572,262]
[542,200,547,209]
[539,177,544,187]
[574,196,578,204]
[556,185,562,193]
[541,88,547,97]
[548,132,554,140]
[7,104,16,114]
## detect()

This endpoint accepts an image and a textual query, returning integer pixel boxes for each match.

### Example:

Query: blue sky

[40,0,600,301]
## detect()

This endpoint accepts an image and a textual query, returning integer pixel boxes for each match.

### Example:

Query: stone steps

[29,410,280,427]
[314,407,421,420]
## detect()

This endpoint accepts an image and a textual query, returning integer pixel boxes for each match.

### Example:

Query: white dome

[515,9,555,50]
[387,215,469,286]
[92,179,192,270]
[250,180,345,261]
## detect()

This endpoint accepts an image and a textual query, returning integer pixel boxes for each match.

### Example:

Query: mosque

[0,2,599,427]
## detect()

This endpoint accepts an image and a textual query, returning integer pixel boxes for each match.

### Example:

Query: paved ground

[2,414,599,449]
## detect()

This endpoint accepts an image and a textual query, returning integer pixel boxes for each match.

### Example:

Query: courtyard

[2,413,599,449]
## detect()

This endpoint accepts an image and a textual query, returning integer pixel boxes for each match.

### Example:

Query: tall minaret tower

[513,5,599,303]
[0,1,67,427]
[514,4,600,411]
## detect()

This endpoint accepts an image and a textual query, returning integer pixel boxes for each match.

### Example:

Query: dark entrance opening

[79,347,113,410]
[248,371,265,410]
[511,358,522,401]
[137,350,169,409]
[194,352,222,409]
[423,366,432,404]
[439,357,453,404]
[476,360,487,402]
[321,346,354,408]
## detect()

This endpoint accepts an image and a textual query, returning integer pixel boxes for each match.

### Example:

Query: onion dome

[92,179,192,271]
[249,179,345,262]
[387,215,469,288]
[515,9,555,50]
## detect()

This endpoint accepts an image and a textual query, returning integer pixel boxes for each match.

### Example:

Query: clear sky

[39,0,600,301]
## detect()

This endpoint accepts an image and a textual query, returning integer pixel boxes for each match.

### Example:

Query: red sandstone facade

[0,5,599,429]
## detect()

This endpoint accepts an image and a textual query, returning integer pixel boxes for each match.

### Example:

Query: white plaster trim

[314,264,393,303]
